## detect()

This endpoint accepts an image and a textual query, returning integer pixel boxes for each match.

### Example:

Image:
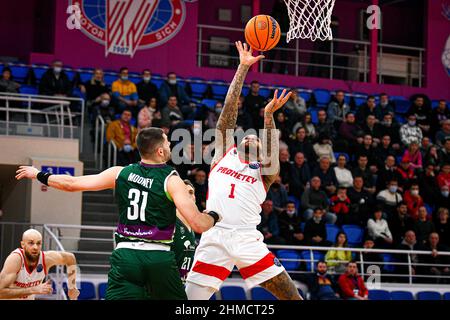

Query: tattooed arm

[211,41,264,168]
[261,89,292,190]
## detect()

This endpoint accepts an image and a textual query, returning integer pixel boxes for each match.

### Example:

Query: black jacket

[39,69,72,96]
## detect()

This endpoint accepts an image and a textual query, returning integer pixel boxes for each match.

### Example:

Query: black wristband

[206,210,220,226]
[37,171,52,186]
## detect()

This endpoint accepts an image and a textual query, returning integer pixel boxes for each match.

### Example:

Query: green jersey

[114,162,178,245]
[171,217,196,283]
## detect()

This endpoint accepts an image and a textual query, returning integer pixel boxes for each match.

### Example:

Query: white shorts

[186,225,285,291]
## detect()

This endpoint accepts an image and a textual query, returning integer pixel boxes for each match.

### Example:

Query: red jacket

[437,172,450,189]
[338,273,368,299]
[403,191,424,221]
[330,195,350,215]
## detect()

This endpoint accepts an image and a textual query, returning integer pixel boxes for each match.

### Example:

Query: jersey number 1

[127,188,148,222]
[228,184,236,199]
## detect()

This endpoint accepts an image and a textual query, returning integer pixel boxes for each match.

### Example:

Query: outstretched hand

[235,41,264,66]
[264,89,292,114]
[15,166,39,180]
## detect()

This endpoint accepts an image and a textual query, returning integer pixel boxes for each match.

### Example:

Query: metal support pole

[330,40,334,79]
[197,27,203,67]
[370,0,379,83]
[418,51,423,87]
[295,39,299,76]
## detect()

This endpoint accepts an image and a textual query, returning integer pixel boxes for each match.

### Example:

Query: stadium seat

[277,249,301,271]
[9,65,29,83]
[211,82,228,100]
[241,86,250,96]
[431,100,441,109]
[334,152,349,162]
[299,222,305,232]
[151,78,164,88]
[98,282,108,300]
[354,97,367,108]
[416,291,441,300]
[380,253,396,273]
[394,100,410,114]
[220,286,247,300]
[368,289,391,300]
[301,251,325,271]
[342,225,364,247]
[79,70,93,83]
[424,203,434,216]
[190,82,209,99]
[103,73,117,85]
[310,109,318,124]
[395,114,406,124]
[326,224,341,243]
[390,290,414,300]
[390,95,407,101]
[65,70,75,81]
[443,292,450,300]
[32,66,48,81]
[19,85,38,95]
[201,99,218,110]
[251,287,277,300]
[72,87,86,99]
[78,281,96,300]
[299,91,311,103]
[312,89,331,107]
[259,88,272,98]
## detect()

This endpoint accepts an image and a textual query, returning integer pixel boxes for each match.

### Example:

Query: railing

[197,24,425,87]
[0,92,85,152]
[94,115,106,170]
[107,140,118,169]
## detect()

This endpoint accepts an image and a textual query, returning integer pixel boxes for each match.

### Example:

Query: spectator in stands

[362,115,382,146]
[289,127,317,163]
[438,141,450,167]
[395,156,416,191]
[421,137,433,160]
[267,175,289,214]
[355,135,378,172]
[327,90,350,126]
[38,60,72,97]
[376,179,403,217]
[279,149,293,187]
[376,93,395,121]
[283,88,306,123]
[275,111,293,142]
[358,238,383,279]
[294,261,340,300]
[294,112,316,140]
[396,230,420,281]
[136,69,158,107]
[258,200,285,244]
[301,177,335,223]
[400,114,423,146]
[80,68,109,109]
[407,95,432,137]
[334,154,353,188]
[278,201,304,245]
[0,67,20,93]
[357,95,378,125]
[419,232,450,284]
[379,113,401,151]
[347,176,374,225]
[330,187,351,226]
[351,155,376,195]
[419,163,439,205]
[158,72,190,107]
[94,92,116,124]
[289,152,311,199]
[435,119,450,148]
[192,169,207,211]
[367,206,393,248]
[325,232,352,274]
[435,207,450,247]
[375,135,395,168]
[313,156,338,196]
[338,261,368,300]
[431,100,450,138]
[161,95,184,128]
[304,208,331,246]
[338,112,360,153]
[105,108,138,166]
[376,155,397,192]
[236,96,253,131]
[244,80,266,129]
[415,206,435,245]
[313,134,336,163]
[402,141,423,172]
[404,183,424,220]
[204,101,222,129]
[424,145,440,169]
[389,202,415,245]
[137,97,157,131]
[112,67,138,113]
[315,109,336,142]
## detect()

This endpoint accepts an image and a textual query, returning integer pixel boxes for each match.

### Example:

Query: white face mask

[389,185,398,193]
[168,79,177,85]
[101,100,110,107]
[143,76,151,82]
[287,210,296,217]
[121,76,128,81]
[410,190,419,196]
[123,144,132,153]
[442,191,449,198]
[53,67,62,73]
[408,120,416,126]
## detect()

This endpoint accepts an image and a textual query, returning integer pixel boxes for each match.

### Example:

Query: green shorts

[105,248,187,300]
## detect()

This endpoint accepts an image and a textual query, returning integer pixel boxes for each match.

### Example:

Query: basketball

[244,15,281,52]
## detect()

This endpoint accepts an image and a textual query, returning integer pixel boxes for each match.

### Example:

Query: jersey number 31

[127,188,148,222]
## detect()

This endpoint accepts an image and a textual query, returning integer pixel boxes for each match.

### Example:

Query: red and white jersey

[207,146,267,227]
[10,248,47,300]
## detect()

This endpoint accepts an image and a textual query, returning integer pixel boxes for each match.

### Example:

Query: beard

[24,249,39,263]
[237,142,261,163]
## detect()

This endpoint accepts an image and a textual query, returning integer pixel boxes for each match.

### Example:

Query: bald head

[22,229,42,242]
[21,229,43,262]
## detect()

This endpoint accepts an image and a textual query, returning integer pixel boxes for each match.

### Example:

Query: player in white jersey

[185,41,302,300]
[0,229,80,300]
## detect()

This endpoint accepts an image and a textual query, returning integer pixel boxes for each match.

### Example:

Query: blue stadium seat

[65,70,75,81]
[33,66,48,81]
[299,222,305,232]
[394,100,410,114]
[78,281,96,300]
[103,73,118,86]
[220,286,247,300]
[310,109,318,124]
[390,95,407,101]
[19,85,38,95]
[312,89,331,107]
[354,97,367,108]
[241,86,250,96]
[72,87,86,99]
[390,290,414,300]
[277,249,301,271]
[190,82,209,99]
[326,224,341,243]
[369,289,391,300]
[301,251,325,271]
[79,70,93,83]
[416,291,441,300]
[424,203,434,216]
[98,282,108,300]
[9,65,29,83]
[211,82,228,100]
[251,287,277,300]
[201,99,218,110]
[380,253,396,273]
[151,78,164,89]
[443,292,450,300]
[431,100,441,109]
[259,88,271,99]
[299,91,311,103]
[334,152,349,162]
[395,114,406,124]
[342,225,364,247]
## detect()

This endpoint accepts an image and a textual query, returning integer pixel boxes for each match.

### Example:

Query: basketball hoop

[283,0,336,42]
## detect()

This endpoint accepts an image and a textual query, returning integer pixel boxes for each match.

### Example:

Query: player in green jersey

[16,127,220,300]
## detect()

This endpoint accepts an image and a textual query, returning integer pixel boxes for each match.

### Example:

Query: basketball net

[283,0,336,42]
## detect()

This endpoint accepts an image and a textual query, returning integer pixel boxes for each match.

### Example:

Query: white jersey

[9,248,47,300]
[207,146,267,227]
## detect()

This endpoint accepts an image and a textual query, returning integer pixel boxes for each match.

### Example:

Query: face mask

[215,108,222,114]
[168,79,177,85]
[383,120,392,126]
[121,76,128,81]
[442,191,449,198]
[313,216,322,223]
[54,67,62,74]
[287,210,296,217]
[123,144,132,153]
[101,100,110,107]
[143,76,151,82]
[411,190,419,196]
[408,121,416,126]
[389,186,398,193]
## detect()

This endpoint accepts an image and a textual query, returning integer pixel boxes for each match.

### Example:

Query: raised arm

[261,89,292,189]
[167,174,220,233]
[0,253,52,299]
[15,166,123,192]
[45,251,79,300]
[211,41,264,168]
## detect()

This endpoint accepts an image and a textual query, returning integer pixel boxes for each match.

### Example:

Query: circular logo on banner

[72,0,186,57]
